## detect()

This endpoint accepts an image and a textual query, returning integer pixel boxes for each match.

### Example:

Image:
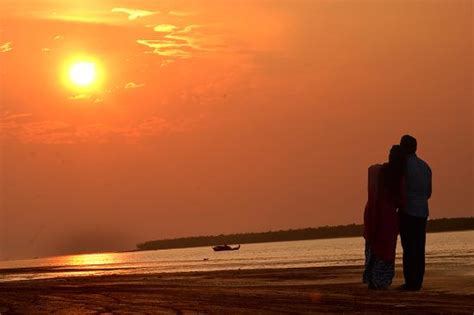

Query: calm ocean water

[0,231,472,282]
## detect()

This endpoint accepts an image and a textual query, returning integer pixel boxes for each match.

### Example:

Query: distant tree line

[136,217,474,251]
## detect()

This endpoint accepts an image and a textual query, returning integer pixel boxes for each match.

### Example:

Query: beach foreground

[0,264,473,314]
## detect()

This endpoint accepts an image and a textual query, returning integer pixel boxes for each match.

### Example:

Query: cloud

[124,116,202,139]
[177,25,202,34]
[41,47,51,52]
[20,120,74,137]
[0,114,75,144]
[153,24,201,34]
[0,42,12,53]
[68,94,106,103]
[137,24,211,60]
[68,94,91,100]
[137,39,195,58]
[1,112,201,144]
[43,11,113,24]
[124,82,145,89]
[126,117,170,138]
[168,10,197,17]
[53,35,64,40]
[154,24,177,33]
[0,112,32,121]
[111,8,157,20]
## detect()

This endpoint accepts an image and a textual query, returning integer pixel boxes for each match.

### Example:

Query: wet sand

[0,264,473,314]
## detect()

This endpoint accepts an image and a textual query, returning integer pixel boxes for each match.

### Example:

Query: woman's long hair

[383,145,406,199]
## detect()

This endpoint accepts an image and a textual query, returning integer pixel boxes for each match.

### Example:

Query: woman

[363,145,406,289]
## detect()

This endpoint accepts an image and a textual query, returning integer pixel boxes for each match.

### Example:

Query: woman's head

[389,145,405,171]
[384,145,406,195]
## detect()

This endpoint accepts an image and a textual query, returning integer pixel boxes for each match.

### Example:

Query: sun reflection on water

[61,252,120,267]
[0,232,472,283]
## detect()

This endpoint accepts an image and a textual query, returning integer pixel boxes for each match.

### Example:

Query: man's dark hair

[400,134,417,154]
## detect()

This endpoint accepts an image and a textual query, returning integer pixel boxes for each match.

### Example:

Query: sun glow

[62,56,104,92]
[69,62,96,86]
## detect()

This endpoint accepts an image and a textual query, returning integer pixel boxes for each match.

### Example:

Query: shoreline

[136,219,474,252]
[1,229,473,265]
[0,264,472,314]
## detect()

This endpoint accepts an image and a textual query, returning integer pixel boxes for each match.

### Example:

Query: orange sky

[0,0,472,259]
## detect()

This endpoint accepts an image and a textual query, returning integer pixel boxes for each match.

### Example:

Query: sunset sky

[0,0,472,259]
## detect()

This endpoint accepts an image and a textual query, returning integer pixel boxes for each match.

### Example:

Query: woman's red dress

[363,164,404,263]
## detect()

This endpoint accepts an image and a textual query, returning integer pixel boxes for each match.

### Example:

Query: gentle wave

[0,231,472,282]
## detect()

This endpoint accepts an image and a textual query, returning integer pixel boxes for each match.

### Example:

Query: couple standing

[363,135,432,290]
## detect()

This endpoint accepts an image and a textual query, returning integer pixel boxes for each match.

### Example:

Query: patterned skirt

[363,242,395,289]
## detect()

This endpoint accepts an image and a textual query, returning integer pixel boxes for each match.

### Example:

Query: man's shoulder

[415,155,431,173]
[368,164,383,171]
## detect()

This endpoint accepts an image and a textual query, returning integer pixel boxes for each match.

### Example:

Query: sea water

[0,231,472,282]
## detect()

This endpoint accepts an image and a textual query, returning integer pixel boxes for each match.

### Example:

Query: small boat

[212,244,240,252]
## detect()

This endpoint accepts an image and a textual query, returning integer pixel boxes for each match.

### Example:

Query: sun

[62,56,104,92]
[69,62,97,87]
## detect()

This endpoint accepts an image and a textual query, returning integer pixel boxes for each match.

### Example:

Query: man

[399,135,432,291]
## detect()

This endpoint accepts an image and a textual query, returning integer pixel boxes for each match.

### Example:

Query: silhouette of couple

[363,135,432,290]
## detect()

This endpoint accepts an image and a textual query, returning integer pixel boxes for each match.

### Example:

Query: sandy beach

[0,263,472,314]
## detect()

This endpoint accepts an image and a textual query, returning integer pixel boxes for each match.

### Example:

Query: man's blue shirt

[404,154,432,218]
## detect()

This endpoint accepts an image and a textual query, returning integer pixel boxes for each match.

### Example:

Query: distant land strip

[136,217,474,251]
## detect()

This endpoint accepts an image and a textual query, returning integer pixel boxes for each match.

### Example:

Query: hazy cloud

[1,111,200,144]
[154,24,177,33]
[177,25,202,34]
[168,10,197,17]
[125,82,145,89]
[137,39,194,58]
[125,116,202,139]
[0,112,32,121]
[0,118,74,144]
[112,8,157,20]
[137,24,211,60]
[44,10,112,24]
[0,42,12,53]
[68,94,91,100]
